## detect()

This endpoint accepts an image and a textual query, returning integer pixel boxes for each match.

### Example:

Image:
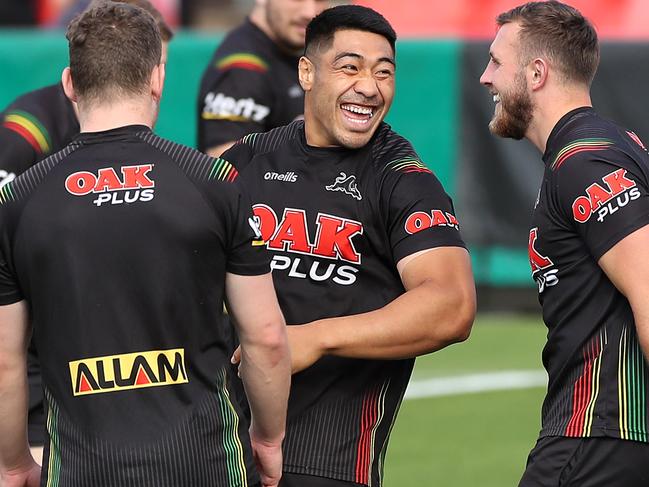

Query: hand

[250,434,283,487]
[231,323,324,374]
[1,459,41,487]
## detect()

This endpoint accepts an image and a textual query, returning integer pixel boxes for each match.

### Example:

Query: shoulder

[224,121,303,168]
[209,22,272,75]
[369,123,431,176]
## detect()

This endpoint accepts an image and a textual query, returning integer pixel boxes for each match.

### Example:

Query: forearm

[240,324,291,444]
[630,303,649,362]
[0,356,31,471]
[313,278,475,360]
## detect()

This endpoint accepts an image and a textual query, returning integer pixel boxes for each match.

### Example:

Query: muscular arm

[225,272,290,444]
[288,247,476,372]
[0,300,40,484]
[598,224,649,360]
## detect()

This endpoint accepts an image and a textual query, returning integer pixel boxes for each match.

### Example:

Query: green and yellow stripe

[0,181,15,204]
[45,390,61,487]
[216,368,248,487]
[208,157,238,182]
[3,110,52,154]
[216,53,268,73]
[618,325,648,441]
[386,158,432,174]
[551,138,614,171]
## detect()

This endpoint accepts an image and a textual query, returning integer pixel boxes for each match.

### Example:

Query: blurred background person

[196,0,329,157]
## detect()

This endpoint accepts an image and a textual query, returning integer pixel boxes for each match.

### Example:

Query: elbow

[247,317,290,365]
[434,286,476,347]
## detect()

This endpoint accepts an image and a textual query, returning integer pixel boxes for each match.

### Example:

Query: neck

[526,86,592,153]
[77,98,154,133]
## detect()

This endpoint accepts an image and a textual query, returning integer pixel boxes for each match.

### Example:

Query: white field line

[404,370,547,400]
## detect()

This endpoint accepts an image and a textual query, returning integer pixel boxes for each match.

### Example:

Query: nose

[353,73,380,99]
[480,62,493,86]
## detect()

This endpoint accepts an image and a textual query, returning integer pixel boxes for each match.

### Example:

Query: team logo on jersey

[0,170,15,189]
[326,172,362,201]
[69,348,188,396]
[202,92,270,122]
[252,204,362,285]
[571,168,640,223]
[288,84,303,98]
[65,164,155,207]
[264,171,298,183]
[404,210,459,234]
[529,227,558,293]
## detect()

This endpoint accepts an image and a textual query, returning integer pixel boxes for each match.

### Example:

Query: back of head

[66,1,162,104]
[93,0,174,41]
[497,0,599,86]
[304,4,396,58]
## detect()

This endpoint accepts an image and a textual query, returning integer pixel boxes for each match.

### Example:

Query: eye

[342,64,358,74]
[375,68,394,80]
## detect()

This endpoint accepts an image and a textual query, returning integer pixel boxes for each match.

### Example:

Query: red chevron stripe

[3,121,42,153]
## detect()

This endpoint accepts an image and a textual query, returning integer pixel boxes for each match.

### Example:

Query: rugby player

[481,2,649,485]
[197,0,328,157]
[228,5,476,486]
[0,0,174,463]
[0,3,290,486]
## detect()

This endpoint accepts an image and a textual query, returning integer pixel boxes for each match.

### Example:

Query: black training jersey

[222,121,466,486]
[531,107,649,442]
[197,19,303,152]
[0,83,79,186]
[0,125,269,487]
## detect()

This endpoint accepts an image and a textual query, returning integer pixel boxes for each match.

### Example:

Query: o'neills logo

[65,164,155,207]
[69,348,188,396]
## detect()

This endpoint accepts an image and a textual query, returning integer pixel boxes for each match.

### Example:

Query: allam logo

[69,348,188,396]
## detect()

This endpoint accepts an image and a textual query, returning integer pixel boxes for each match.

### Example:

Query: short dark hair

[304,5,396,57]
[113,0,174,41]
[66,2,162,102]
[497,1,599,86]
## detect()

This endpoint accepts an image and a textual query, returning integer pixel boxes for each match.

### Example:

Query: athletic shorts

[519,436,649,487]
[280,473,364,487]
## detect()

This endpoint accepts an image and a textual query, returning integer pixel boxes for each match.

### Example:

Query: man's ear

[61,67,78,103]
[298,56,315,92]
[529,57,549,92]
[151,63,166,102]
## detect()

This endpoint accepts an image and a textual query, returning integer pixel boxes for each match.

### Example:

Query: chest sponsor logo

[202,92,270,122]
[65,164,155,207]
[326,172,362,201]
[0,170,15,189]
[253,204,362,285]
[529,227,558,293]
[627,130,648,152]
[571,168,640,223]
[405,210,459,234]
[69,348,188,396]
[264,171,297,183]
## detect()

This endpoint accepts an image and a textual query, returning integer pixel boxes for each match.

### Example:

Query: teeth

[341,104,374,117]
[493,94,500,103]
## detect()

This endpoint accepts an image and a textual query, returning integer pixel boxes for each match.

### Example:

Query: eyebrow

[489,51,500,63]
[334,52,396,66]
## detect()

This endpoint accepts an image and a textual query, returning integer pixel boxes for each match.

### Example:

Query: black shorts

[519,436,649,487]
[280,473,364,487]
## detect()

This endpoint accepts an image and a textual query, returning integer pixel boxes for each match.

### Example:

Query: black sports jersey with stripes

[531,107,649,442]
[222,121,466,486]
[0,83,79,186]
[197,19,303,151]
[0,125,268,486]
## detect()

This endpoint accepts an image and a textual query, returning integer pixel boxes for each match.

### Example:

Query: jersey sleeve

[381,163,466,264]
[0,207,23,305]
[554,148,649,260]
[0,125,38,185]
[198,57,274,151]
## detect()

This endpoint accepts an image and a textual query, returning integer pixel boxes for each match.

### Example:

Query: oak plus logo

[326,172,362,201]
[571,169,640,223]
[253,204,362,285]
[65,164,155,207]
[69,348,188,396]
[405,209,459,234]
[529,227,558,293]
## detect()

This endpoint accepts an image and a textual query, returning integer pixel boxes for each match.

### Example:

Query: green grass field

[383,314,548,486]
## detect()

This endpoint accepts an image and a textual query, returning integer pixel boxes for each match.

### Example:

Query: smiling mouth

[492,93,501,104]
[340,103,376,125]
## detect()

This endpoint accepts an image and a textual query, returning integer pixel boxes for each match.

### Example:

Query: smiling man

[225,5,476,487]
[481,2,649,486]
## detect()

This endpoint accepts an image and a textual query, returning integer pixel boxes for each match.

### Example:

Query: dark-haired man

[0,3,290,486]
[197,0,328,157]
[0,0,174,464]
[228,5,476,487]
[481,1,649,485]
